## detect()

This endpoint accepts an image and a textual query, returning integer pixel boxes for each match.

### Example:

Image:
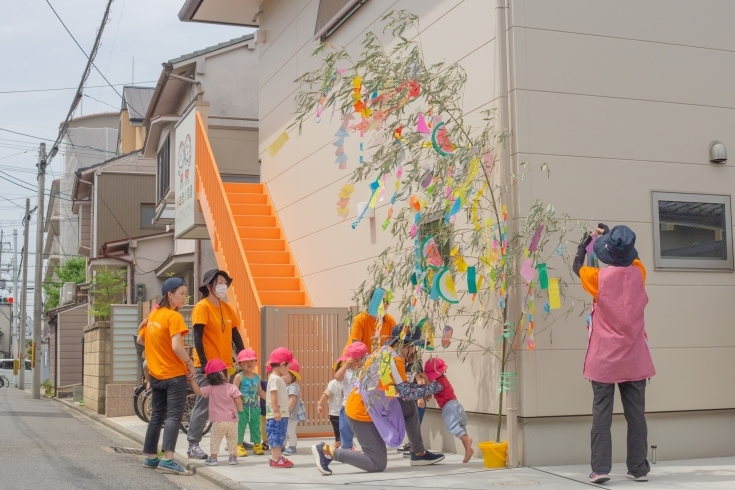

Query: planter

[478,440,508,469]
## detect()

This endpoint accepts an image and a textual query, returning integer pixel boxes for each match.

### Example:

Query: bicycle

[134,380,211,436]
[0,375,9,388]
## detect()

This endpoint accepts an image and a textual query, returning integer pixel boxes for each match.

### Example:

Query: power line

[83,93,119,112]
[0,81,156,95]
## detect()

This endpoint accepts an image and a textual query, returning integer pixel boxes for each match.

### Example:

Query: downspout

[496,0,519,468]
[100,244,134,305]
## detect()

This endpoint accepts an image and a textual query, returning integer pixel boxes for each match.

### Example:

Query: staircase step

[251,264,295,277]
[247,251,291,265]
[231,204,272,216]
[242,238,286,252]
[254,277,301,291]
[238,227,281,239]
[237,215,276,227]
[224,182,263,194]
[259,290,307,306]
[227,193,267,205]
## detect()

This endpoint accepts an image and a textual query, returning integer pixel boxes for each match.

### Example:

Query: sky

[0,0,253,319]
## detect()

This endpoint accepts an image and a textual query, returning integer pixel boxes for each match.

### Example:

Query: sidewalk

[60,400,735,489]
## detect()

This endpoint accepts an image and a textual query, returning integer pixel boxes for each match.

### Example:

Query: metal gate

[261,307,350,436]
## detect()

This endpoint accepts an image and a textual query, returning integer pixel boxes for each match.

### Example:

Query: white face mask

[214,284,228,299]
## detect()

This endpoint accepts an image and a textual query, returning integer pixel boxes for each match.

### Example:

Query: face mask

[214,284,228,299]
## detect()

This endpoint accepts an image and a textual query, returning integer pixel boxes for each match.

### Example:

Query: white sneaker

[627,472,648,482]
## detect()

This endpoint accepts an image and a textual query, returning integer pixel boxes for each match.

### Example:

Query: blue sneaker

[590,472,610,483]
[142,457,160,469]
[311,443,332,475]
[283,446,297,455]
[157,459,190,475]
[187,444,208,459]
[410,450,445,466]
[204,456,218,466]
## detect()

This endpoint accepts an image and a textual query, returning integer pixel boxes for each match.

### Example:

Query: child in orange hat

[424,357,474,463]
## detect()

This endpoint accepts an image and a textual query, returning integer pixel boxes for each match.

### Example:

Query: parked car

[0,359,32,384]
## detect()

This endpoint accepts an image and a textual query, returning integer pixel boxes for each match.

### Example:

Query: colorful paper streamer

[548,277,561,309]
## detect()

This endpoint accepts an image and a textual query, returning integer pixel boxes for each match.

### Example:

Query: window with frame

[157,135,171,202]
[314,0,369,41]
[652,192,733,270]
[141,204,158,229]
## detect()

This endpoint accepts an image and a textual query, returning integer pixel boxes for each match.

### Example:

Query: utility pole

[12,229,18,387]
[18,199,30,390]
[32,143,46,399]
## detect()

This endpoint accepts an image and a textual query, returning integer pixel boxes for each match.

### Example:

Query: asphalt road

[0,387,221,490]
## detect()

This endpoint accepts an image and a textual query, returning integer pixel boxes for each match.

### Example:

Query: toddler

[334,341,367,450]
[188,358,243,466]
[233,348,267,457]
[283,359,307,455]
[259,364,271,450]
[424,358,474,462]
[265,347,294,468]
[317,363,344,448]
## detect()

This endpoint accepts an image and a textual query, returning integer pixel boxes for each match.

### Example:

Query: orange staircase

[195,112,309,355]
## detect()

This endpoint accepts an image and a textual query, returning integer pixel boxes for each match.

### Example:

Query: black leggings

[329,415,341,442]
[143,375,188,454]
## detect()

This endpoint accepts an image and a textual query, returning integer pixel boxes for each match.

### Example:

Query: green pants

[238,406,262,445]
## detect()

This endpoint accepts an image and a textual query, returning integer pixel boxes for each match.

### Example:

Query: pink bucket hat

[344,342,368,360]
[204,358,227,375]
[288,359,302,381]
[268,347,293,365]
[424,358,447,381]
[237,348,258,362]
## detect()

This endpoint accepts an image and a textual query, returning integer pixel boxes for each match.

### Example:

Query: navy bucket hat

[593,225,638,267]
[161,277,186,297]
[388,323,426,348]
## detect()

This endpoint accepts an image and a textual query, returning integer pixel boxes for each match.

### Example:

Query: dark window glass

[658,201,727,260]
[141,204,157,229]
[157,136,170,202]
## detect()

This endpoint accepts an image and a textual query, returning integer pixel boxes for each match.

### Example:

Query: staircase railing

[195,111,262,354]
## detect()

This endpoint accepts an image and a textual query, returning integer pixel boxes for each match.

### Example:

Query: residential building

[118,86,155,154]
[174,0,735,467]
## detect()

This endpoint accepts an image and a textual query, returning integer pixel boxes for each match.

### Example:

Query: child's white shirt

[325,379,343,416]
[341,368,356,407]
[265,373,289,419]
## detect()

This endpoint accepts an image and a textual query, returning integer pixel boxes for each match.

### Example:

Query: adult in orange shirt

[345,288,396,353]
[136,277,194,475]
[187,269,246,459]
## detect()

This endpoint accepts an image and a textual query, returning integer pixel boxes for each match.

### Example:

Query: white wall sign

[174,108,196,237]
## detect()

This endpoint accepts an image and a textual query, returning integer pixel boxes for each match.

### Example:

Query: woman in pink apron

[573,224,655,484]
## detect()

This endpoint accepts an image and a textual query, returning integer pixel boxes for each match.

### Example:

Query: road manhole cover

[494,481,539,487]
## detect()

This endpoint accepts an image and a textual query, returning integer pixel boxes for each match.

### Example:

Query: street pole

[18,199,30,390]
[12,229,18,387]
[32,143,47,399]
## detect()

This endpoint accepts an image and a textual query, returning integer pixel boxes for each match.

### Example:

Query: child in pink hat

[334,342,368,450]
[424,357,474,463]
[189,358,244,466]
[265,347,295,468]
[233,348,267,457]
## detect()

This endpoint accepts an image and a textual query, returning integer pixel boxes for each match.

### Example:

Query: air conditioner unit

[60,282,76,306]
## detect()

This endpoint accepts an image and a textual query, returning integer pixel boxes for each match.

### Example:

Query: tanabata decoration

[441,325,453,348]
[450,245,468,272]
[483,151,494,172]
[537,263,549,290]
[267,131,289,157]
[417,112,431,134]
[467,266,477,294]
[520,258,536,284]
[417,317,434,351]
[431,121,454,156]
[367,287,386,317]
[528,224,544,253]
[336,183,355,219]
[548,277,561,309]
[351,179,382,229]
[359,346,406,446]
[434,267,459,304]
[422,237,444,268]
[333,113,355,169]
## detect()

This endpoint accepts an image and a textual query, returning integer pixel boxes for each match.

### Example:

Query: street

[0,388,220,490]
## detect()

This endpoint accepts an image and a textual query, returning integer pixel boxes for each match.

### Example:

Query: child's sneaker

[269,457,294,468]
[253,443,265,455]
[410,450,445,466]
[589,472,610,483]
[237,445,248,457]
[187,444,208,459]
[204,457,218,466]
[312,443,333,476]
[261,442,270,451]
[243,442,254,450]
[229,455,238,465]
[627,472,648,482]
[142,457,160,469]
[397,443,410,452]
[157,459,190,475]
[283,446,297,455]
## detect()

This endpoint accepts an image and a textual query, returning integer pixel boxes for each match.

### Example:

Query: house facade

[175,0,735,466]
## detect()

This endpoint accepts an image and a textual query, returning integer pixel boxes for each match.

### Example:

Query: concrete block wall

[105,384,136,417]
[83,321,110,414]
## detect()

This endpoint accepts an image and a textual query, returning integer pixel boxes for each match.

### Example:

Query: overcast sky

[0,0,253,313]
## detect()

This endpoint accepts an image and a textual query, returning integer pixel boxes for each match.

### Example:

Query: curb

[51,398,253,490]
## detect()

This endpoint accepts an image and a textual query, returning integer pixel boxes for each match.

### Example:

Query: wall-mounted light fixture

[709,140,727,164]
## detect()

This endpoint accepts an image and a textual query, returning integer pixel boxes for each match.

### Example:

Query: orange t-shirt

[191,298,242,368]
[579,259,646,300]
[345,351,406,423]
[344,311,396,353]
[140,307,189,380]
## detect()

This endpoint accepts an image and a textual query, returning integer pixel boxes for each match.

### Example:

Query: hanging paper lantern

[434,267,459,304]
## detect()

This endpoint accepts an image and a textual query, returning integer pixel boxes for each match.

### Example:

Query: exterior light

[709,140,727,164]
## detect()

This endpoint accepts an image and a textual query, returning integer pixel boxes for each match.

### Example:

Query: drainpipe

[100,243,134,305]
[496,0,519,468]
